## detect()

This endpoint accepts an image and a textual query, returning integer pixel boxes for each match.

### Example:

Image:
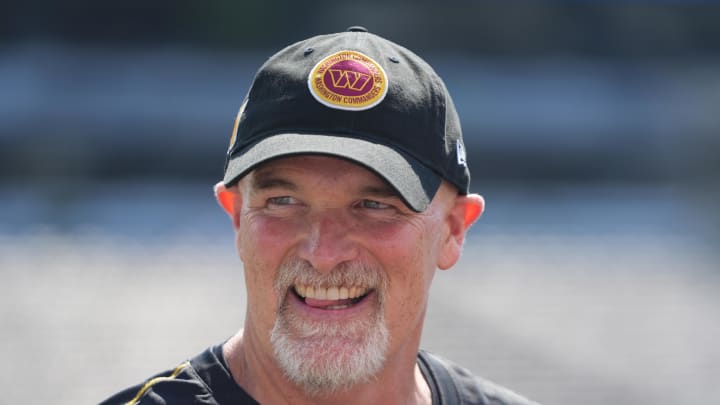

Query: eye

[358,199,391,210]
[267,196,297,206]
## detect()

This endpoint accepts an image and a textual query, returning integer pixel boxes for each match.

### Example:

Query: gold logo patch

[308,50,388,111]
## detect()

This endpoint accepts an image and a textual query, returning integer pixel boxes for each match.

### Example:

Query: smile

[292,284,371,310]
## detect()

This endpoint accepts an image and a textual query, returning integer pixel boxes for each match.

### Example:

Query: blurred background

[1,1,719,404]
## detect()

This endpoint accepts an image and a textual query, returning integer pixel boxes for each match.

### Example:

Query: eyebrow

[359,184,401,199]
[249,171,298,192]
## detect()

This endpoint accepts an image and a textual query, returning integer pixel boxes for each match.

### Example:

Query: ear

[437,193,484,270]
[214,181,241,230]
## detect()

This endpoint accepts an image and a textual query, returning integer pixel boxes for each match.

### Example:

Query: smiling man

[101,27,539,405]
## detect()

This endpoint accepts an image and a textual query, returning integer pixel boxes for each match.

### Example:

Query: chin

[270,309,389,395]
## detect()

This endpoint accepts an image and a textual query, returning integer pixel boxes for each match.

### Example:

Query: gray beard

[269,259,390,395]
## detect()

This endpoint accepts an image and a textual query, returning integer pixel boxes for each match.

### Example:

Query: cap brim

[223,133,442,212]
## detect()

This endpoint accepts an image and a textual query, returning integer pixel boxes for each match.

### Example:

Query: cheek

[237,216,298,323]
[372,217,443,275]
[375,223,439,327]
[382,259,435,343]
[238,215,297,266]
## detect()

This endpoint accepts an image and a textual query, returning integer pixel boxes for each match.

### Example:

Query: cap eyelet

[303,47,314,56]
[388,56,400,63]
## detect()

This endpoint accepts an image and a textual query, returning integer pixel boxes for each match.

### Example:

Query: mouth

[292,284,371,310]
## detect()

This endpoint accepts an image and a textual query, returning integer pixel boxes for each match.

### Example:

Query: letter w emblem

[328,69,371,91]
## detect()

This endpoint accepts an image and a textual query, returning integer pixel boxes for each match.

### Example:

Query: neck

[222,328,431,405]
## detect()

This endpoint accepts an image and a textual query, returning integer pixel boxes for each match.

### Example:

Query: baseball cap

[223,26,470,212]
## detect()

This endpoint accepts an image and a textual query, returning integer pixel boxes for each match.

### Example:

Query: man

[101,27,539,405]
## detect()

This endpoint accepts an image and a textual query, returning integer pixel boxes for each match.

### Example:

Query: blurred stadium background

[1,1,719,404]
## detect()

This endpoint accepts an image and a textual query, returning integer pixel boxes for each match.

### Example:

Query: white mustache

[274,258,388,305]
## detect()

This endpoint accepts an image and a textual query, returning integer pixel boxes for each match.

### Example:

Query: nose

[297,209,359,273]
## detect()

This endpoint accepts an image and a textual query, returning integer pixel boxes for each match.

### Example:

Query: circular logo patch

[308,50,388,111]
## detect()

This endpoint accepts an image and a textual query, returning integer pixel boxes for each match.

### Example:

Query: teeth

[295,284,369,300]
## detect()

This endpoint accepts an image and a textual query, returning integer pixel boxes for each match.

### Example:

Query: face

[230,155,469,395]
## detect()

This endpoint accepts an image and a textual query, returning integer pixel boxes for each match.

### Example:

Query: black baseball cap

[223,26,470,212]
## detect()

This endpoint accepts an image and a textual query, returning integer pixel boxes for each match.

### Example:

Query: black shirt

[100,345,539,405]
